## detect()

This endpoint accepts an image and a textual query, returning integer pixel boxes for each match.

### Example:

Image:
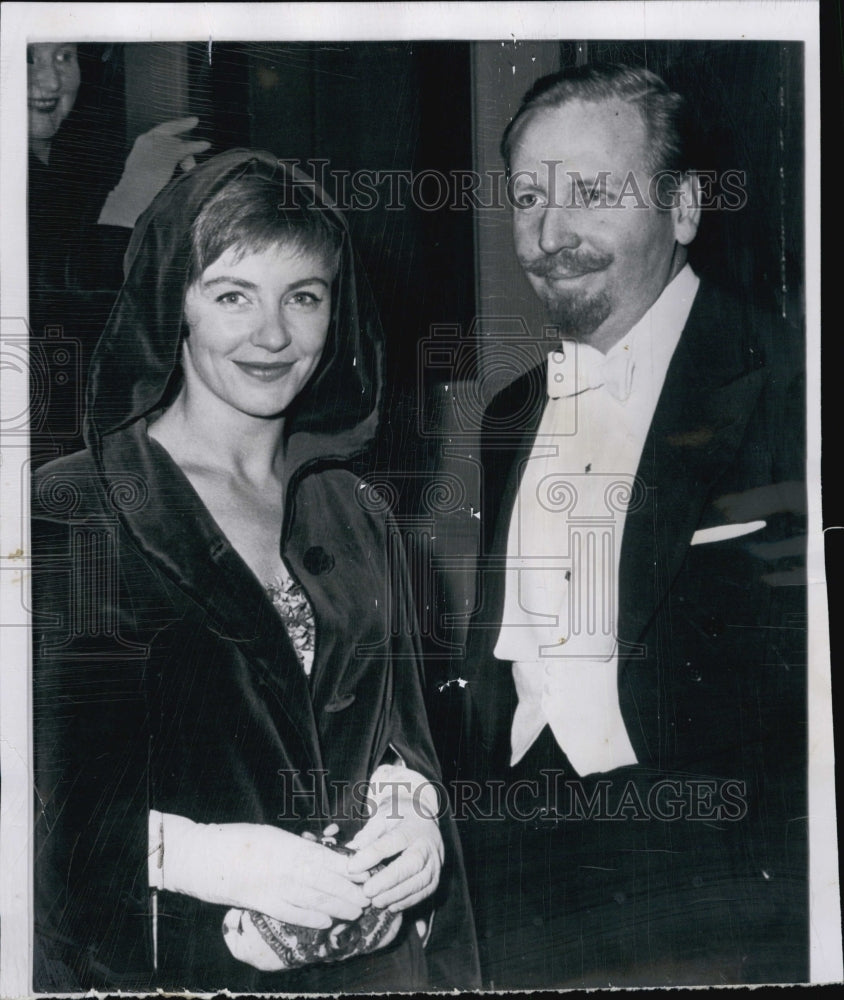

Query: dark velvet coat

[31,150,480,993]
[444,280,808,986]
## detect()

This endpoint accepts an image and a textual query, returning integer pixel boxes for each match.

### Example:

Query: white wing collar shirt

[494,265,700,776]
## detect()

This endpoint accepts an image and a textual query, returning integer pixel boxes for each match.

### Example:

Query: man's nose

[251,307,292,351]
[537,205,581,255]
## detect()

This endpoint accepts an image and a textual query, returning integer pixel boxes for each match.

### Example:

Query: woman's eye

[216,291,247,306]
[286,291,322,308]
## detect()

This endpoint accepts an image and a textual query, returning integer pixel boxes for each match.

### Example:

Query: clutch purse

[222,837,402,971]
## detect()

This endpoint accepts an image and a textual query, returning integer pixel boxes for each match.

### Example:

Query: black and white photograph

[0,1,839,994]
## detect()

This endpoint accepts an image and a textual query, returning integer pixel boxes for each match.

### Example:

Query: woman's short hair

[501,62,689,178]
[188,172,344,284]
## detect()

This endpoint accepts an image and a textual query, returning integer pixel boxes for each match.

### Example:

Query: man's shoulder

[689,278,803,374]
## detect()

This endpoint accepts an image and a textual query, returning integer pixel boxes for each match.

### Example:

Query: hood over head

[85,149,382,471]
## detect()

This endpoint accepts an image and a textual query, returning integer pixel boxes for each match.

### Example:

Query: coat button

[304,546,335,575]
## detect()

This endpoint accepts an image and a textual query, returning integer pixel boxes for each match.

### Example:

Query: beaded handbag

[222,837,402,970]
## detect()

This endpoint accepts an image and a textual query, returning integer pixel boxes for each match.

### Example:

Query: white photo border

[1,2,834,995]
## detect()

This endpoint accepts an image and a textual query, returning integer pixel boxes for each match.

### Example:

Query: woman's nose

[251,307,292,351]
[538,206,581,256]
[32,59,61,94]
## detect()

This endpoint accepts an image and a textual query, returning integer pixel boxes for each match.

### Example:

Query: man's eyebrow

[569,172,614,186]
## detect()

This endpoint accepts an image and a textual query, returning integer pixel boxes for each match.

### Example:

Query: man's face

[509,97,694,351]
[27,43,80,145]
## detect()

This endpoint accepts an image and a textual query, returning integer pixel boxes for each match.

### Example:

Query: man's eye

[513,191,541,210]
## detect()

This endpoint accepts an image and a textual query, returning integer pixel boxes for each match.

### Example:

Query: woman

[28,41,208,464]
[31,149,479,993]
[28,41,208,277]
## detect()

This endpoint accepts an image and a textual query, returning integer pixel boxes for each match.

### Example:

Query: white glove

[98,116,211,228]
[345,764,443,913]
[150,812,369,929]
[219,823,404,972]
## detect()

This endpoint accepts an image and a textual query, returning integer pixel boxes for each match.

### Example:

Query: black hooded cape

[31,150,480,993]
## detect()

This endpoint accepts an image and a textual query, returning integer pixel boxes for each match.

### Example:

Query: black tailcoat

[446,280,808,987]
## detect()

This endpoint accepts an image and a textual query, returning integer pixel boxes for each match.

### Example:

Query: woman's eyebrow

[201,276,258,290]
[200,276,330,291]
[286,277,330,291]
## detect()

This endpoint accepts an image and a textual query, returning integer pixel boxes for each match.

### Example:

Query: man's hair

[188,173,344,284]
[501,62,689,177]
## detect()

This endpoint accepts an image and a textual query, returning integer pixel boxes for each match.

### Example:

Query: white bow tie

[547,340,634,401]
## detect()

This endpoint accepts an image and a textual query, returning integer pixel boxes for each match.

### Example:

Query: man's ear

[671,172,702,246]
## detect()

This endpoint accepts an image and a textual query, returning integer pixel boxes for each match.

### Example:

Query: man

[446,63,807,988]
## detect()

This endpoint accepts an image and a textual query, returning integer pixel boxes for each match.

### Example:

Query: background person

[28,41,210,462]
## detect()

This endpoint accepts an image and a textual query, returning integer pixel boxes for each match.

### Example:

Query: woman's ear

[181,280,198,339]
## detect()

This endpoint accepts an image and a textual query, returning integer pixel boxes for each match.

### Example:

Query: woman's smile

[29,97,61,112]
[233,359,297,381]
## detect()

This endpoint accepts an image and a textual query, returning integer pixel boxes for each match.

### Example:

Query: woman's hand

[98,117,211,228]
[156,814,369,929]
[345,775,444,913]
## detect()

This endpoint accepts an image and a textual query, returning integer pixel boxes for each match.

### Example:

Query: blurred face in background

[28,43,80,161]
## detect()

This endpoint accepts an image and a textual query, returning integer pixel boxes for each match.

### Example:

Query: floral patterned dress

[266,568,316,676]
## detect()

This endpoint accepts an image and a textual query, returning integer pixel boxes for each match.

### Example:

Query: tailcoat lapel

[463,365,547,758]
[617,283,767,667]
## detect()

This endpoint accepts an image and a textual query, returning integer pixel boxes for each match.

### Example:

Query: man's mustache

[519,249,614,278]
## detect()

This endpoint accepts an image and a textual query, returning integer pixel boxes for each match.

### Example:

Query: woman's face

[27,43,80,144]
[181,242,334,420]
